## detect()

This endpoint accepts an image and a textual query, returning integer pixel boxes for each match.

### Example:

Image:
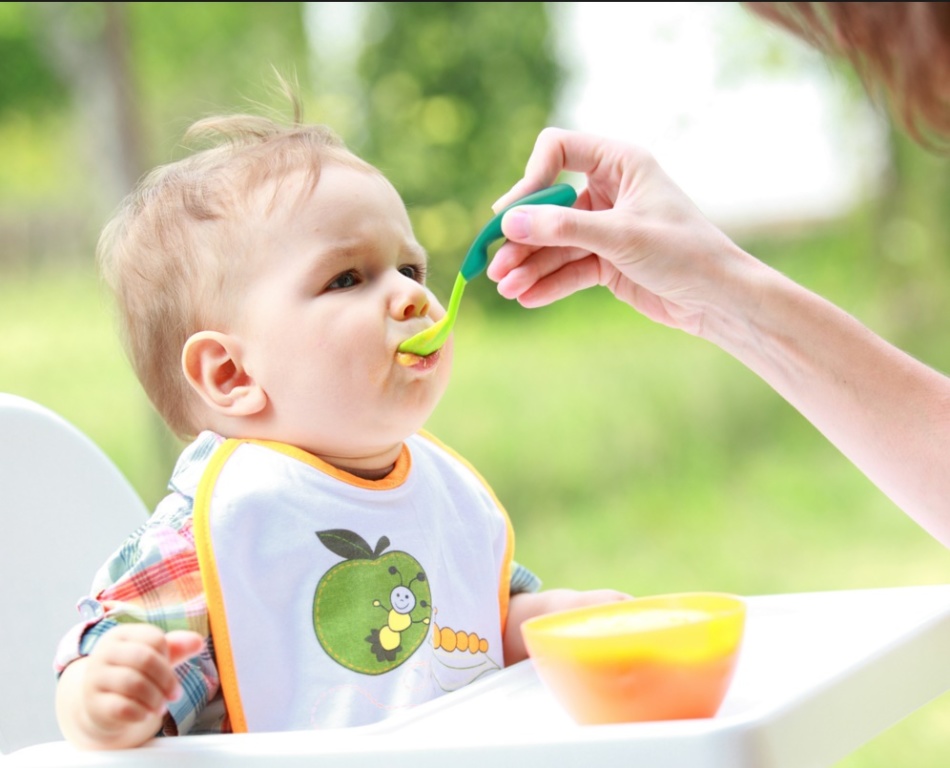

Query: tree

[352,2,565,300]
[3,2,311,251]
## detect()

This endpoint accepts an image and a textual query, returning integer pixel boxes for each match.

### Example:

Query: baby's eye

[399,263,427,283]
[326,271,360,291]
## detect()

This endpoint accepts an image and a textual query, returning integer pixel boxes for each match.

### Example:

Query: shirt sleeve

[53,491,222,736]
[509,560,542,594]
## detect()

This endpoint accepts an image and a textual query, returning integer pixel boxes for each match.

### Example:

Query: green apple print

[313,529,432,674]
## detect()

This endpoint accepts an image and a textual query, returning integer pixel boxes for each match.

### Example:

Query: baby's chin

[315,416,439,471]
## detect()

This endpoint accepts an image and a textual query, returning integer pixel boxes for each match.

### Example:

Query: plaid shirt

[54,431,541,736]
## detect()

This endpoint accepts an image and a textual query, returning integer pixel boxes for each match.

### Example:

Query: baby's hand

[503,588,633,665]
[531,587,634,614]
[57,624,204,749]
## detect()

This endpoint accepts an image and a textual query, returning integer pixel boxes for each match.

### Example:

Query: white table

[7,585,950,767]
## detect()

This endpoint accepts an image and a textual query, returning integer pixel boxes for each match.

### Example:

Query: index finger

[492,128,609,212]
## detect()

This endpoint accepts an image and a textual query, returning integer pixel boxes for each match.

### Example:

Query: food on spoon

[396,352,424,367]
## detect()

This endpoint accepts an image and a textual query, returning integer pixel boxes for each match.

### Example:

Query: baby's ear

[181,331,267,417]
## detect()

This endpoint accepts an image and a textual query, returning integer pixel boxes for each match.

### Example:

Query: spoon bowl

[397,183,578,360]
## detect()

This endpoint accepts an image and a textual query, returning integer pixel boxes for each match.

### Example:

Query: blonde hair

[744,2,950,150]
[97,107,379,439]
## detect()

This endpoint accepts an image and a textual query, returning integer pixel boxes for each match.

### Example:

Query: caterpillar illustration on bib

[313,529,432,674]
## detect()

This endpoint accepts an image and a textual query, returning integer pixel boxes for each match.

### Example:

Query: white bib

[192,432,514,732]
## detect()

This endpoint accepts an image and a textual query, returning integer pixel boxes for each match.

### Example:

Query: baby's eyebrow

[304,245,358,278]
[305,239,427,279]
[401,241,429,264]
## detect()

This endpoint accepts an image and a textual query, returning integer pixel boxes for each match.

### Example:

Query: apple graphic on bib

[313,528,432,674]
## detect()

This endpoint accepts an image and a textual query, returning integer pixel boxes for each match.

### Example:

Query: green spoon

[397,183,578,359]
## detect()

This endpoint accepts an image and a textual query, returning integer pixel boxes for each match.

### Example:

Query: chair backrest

[0,394,149,753]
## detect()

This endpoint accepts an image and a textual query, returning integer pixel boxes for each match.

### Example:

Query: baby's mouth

[395,349,440,369]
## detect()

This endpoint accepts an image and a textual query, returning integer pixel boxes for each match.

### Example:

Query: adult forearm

[705,260,950,545]
[488,127,950,543]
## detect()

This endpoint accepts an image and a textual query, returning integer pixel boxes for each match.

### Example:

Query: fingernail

[491,194,510,212]
[496,274,520,300]
[503,209,531,240]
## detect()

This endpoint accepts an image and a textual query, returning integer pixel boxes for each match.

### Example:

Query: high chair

[0,393,148,754]
[4,392,950,767]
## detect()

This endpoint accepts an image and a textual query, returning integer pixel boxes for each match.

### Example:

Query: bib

[192,432,514,732]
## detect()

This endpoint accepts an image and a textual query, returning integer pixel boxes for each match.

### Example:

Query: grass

[2,238,949,765]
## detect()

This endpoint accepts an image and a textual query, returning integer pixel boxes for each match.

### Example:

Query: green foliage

[0,3,75,206]
[124,2,311,159]
[353,2,563,297]
[0,2,311,221]
[0,3,69,117]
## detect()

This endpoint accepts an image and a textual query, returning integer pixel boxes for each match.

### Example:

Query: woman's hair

[97,105,379,439]
[744,2,950,149]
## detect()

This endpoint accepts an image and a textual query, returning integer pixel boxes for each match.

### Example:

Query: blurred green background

[2,3,949,765]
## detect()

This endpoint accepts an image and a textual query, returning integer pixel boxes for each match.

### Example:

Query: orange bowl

[521,592,746,725]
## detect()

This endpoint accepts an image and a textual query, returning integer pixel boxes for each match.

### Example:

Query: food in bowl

[521,592,746,725]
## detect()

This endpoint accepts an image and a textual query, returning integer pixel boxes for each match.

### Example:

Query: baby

[54,99,628,749]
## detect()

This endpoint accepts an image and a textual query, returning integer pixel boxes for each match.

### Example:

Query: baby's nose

[393,280,431,320]
[401,298,429,319]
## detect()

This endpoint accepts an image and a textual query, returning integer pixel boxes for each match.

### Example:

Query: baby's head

[98,108,451,475]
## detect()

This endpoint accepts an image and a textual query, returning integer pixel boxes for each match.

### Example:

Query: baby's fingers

[87,672,168,724]
[93,628,184,704]
[166,630,205,667]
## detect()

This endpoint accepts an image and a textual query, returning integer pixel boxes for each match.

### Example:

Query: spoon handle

[459,183,578,280]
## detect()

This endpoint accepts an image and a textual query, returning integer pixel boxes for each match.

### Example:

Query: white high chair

[0,393,148,754]
[4,393,950,767]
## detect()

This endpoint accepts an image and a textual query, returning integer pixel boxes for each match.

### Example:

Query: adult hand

[487,127,762,338]
[489,129,950,549]
[56,624,204,749]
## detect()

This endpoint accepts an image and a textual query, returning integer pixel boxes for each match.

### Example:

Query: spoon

[397,183,578,362]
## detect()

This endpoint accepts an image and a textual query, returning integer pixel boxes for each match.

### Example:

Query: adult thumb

[166,630,205,666]
[501,205,600,253]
